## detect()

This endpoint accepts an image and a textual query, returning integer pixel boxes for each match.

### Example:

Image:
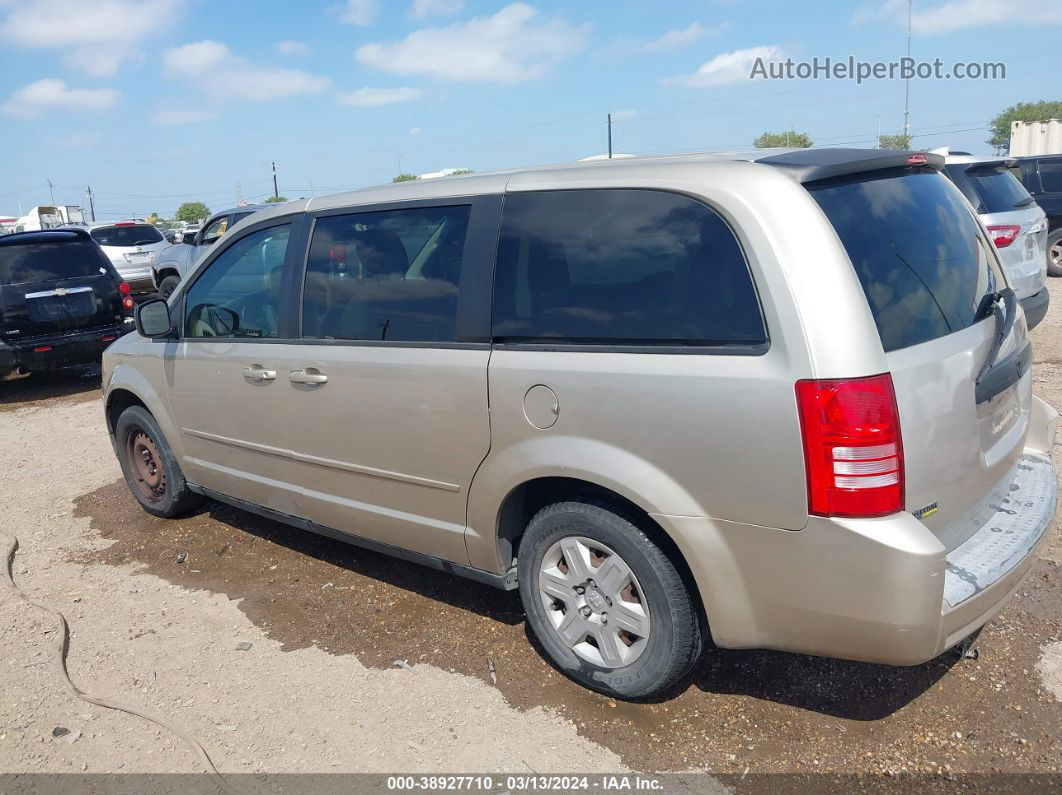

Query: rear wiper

[975,287,1016,385]
[1014,196,1036,208]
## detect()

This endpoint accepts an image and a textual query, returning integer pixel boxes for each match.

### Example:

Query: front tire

[115,406,202,518]
[158,274,180,299]
[1047,229,1062,278]
[517,500,703,699]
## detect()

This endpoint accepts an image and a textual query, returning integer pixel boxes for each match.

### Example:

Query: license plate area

[27,290,96,322]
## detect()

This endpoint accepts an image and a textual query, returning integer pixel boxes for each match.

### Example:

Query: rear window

[491,189,766,347]
[0,240,107,285]
[811,171,1004,352]
[90,224,164,247]
[945,164,1033,213]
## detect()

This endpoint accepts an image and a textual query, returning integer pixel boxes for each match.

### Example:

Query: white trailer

[1010,119,1062,157]
[13,206,63,232]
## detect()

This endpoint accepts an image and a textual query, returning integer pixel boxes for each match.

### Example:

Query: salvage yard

[2,288,1061,783]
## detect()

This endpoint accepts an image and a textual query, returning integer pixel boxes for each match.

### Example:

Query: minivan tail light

[987,224,1020,248]
[795,373,904,518]
[118,281,131,295]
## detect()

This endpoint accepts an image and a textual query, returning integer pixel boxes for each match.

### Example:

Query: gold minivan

[104,150,1058,698]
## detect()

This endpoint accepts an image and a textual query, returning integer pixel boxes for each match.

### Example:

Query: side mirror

[135,299,173,338]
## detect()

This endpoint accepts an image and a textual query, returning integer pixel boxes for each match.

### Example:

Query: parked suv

[102,150,1058,698]
[941,153,1049,328]
[1,228,133,380]
[1011,155,1062,277]
[152,205,269,298]
[88,221,170,295]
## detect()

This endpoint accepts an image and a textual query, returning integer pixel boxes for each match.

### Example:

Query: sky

[0,0,1059,221]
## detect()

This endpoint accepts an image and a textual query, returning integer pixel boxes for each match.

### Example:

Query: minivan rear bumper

[655,396,1058,666]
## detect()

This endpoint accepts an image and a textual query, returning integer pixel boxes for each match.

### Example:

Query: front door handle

[290,369,328,385]
[242,366,276,382]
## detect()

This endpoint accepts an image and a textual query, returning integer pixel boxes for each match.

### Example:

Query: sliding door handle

[290,369,328,385]
[242,366,276,382]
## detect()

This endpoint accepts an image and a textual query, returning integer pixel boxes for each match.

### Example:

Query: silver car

[102,149,1058,698]
[942,152,1050,328]
[88,221,170,294]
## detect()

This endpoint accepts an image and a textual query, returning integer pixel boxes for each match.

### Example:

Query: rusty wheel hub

[127,429,166,502]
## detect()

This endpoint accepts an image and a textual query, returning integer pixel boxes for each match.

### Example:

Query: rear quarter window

[0,240,108,285]
[811,171,1004,352]
[491,189,767,348]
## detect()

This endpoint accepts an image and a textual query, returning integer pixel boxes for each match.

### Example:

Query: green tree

[753,130,813,148]
[393,173,419,183]
[879,133,912,150]
[265,195,288,203]
[988,100,1062,151]
[175,201,209,223]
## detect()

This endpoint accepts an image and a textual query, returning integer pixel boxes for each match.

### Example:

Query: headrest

[353,229,408,277]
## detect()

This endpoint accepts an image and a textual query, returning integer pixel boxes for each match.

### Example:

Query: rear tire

[158,274,180,299]
[517,499,703,699]
[115,406,202,518]
[1047,229,1062,278]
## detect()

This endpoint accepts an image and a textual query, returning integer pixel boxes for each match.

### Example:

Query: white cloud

[153,108,220,125]
[853,0,1062,34]
[411,0,463,18]
[2,78,119,118]
[0,0,181,76]
[356,3,587,83]
[641,22,727,53]
[409,125,421,135]
[164,40,331,101]
[664,45,783,88]
[337,86,423,107]
[276,39,310,56]
[337,0,376,25]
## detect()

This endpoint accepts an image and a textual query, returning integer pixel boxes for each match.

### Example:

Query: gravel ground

[1,285,1061,788]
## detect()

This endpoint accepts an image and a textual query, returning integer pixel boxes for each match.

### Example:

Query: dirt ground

[2,286,1062,789]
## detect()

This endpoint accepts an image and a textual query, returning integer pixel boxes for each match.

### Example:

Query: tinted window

[90,224,164,247]
[1039,158,1062,193]
[302,205,469,342]
[965,166,1033,213]
[0,240,107,284]
[811,171,1004,352]
[184,224,290,338]
[491,190,765,346]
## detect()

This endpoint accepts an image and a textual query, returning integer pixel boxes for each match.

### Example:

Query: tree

[988,100,1062,151]
[265,195,288,203]
[393,173,419,183]
[879,133,912,150]
[753,130,813,148]
[175,201,209,223]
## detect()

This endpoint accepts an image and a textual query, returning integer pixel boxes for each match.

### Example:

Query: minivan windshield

[0,240,106,285]
[811,170,1004,352]
[91,224,164,247]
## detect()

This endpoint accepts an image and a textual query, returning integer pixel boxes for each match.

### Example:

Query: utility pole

[902,0,912,141]
[86,186,96,222]
[272,161,279,199]
[607,113,613,159]
[47,179,55,205]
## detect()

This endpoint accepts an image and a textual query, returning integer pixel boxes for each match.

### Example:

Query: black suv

[1012,155,1062,276]
[0,228,133,380]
